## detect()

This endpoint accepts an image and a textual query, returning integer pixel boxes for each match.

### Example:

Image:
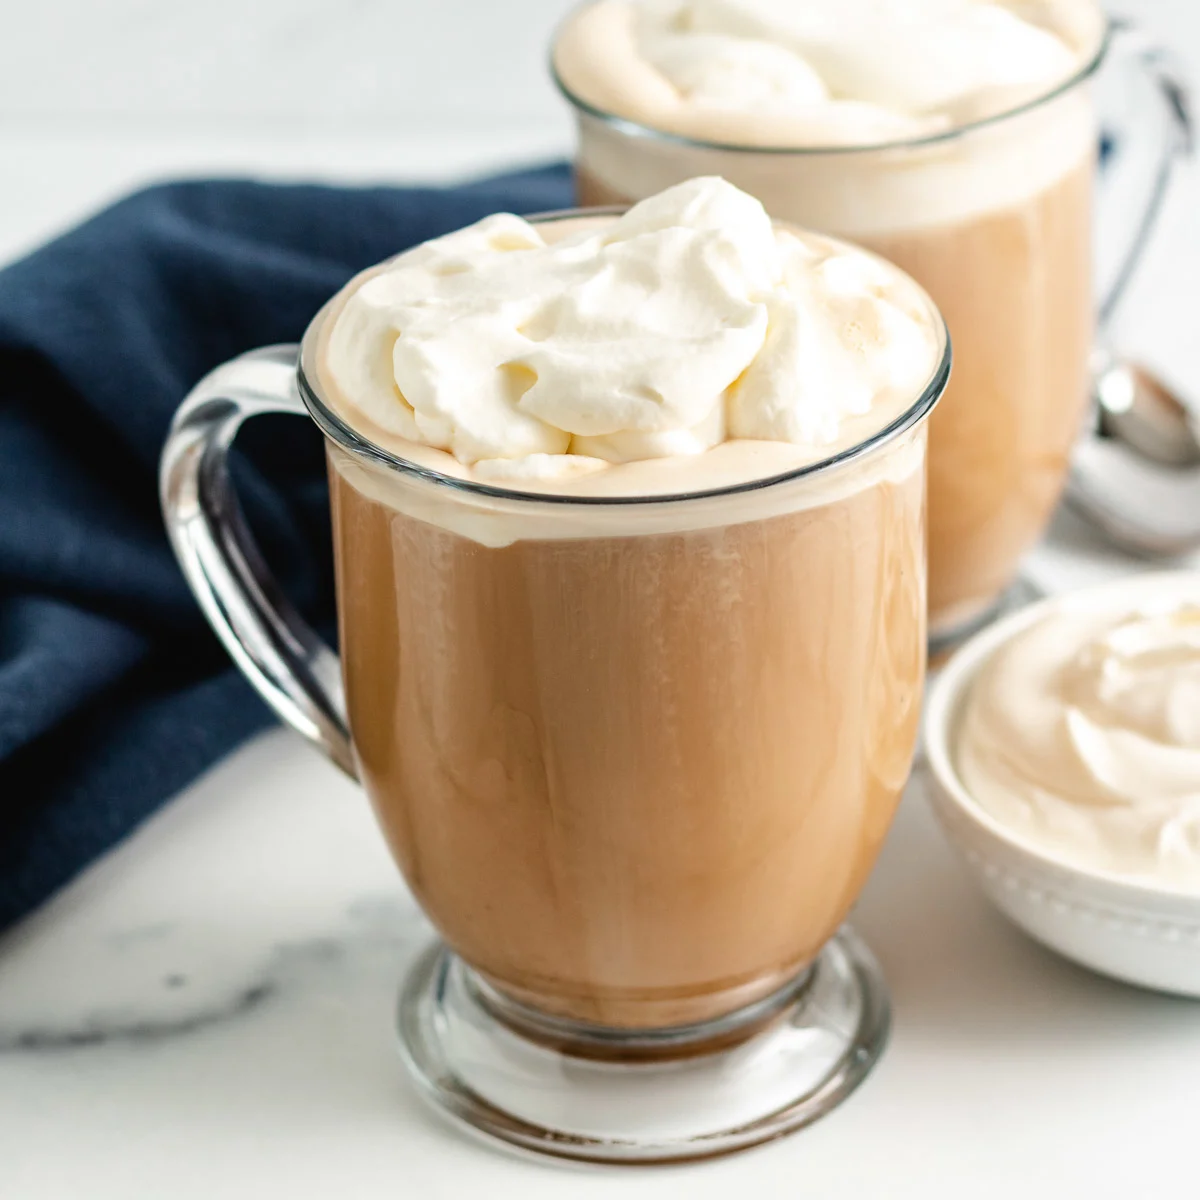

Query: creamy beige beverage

[554,0,1105,637]
[330,451,927,1026]
[316,178,946,1027]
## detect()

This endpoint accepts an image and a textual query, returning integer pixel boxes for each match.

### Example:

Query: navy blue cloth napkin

[0,164,573,931]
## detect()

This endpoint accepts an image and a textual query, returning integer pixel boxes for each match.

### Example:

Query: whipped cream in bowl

[925,573,1200,996]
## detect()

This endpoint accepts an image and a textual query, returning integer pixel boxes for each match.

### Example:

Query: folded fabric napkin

[0,164,573,931]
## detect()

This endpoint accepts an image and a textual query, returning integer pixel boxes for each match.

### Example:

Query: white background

[2,3,1200,1197]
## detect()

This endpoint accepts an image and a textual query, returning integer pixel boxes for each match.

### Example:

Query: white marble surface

[3,1,1200,1196]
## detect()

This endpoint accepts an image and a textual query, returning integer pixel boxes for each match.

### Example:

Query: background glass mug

[554,4,1191,646]
[159,213,950,1164]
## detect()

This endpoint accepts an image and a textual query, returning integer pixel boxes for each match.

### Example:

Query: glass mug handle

[159,344,358,779]
[1096,17,1193,334]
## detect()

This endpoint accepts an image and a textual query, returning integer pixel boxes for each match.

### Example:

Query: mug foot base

[396,929,889,1165]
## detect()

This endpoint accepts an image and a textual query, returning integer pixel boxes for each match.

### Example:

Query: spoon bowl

[1067,355,1200,557]
[1096,359,1200,467]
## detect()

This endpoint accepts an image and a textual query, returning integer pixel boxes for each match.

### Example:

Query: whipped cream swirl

[321,177,938,485]
[555,0,1087,147]
[958,591,1200,887]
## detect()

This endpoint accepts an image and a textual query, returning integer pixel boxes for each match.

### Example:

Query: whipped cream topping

[555,0,1091,148]
[957,584,1200,888]
[320,177,940,492]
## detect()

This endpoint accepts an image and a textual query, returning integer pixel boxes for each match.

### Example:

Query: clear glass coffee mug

[160,213,950,1164]
[555,6,1191,648]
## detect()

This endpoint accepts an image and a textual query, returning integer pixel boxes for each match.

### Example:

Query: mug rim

[297,208,951,511]
[549,4,1110,159]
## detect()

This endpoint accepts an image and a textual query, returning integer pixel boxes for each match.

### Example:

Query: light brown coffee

[327,438,927,1029]
[868,160,1093,630]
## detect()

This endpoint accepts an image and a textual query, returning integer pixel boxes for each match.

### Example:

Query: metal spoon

[1066,354,1200,557]
[1094,356,1200,467]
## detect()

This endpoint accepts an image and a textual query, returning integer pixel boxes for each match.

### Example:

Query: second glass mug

[159,211,950,1164]
[555,4,1192,645]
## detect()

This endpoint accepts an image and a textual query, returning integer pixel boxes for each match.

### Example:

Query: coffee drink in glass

[161,178,949,1162]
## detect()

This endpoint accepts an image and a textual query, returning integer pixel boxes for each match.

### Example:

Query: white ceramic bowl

[924,573,1200,998]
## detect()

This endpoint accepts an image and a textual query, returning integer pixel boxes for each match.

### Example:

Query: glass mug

[554,5,1192,646]
[160,211,950,1164]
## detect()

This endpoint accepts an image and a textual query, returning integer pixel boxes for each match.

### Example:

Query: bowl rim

[923,570,1200,912]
